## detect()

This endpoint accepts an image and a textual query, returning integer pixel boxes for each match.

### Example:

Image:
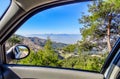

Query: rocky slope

[6,35,67,51]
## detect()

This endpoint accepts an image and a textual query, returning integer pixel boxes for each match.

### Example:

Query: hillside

[6,34,67,51]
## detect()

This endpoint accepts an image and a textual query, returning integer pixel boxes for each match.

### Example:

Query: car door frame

[101,38,120,74]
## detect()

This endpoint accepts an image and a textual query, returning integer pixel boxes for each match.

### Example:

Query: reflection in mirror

[14,45,29,59]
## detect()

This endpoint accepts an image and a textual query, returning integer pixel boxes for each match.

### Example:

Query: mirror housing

[6,44,30,60]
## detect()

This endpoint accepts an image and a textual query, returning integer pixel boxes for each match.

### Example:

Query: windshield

[0,0,10,19]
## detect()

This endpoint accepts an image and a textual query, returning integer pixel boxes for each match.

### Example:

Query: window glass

[6,1,120,72]
[0,0,10,19]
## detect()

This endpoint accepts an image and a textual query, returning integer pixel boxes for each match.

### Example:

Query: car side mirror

[7,44,30,60]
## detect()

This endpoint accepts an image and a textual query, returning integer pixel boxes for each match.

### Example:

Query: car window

[6,1,120,72]
[0,0,10,19]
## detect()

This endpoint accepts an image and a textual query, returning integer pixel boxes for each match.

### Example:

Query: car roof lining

[14,0,91,12]
[15,0,58,11]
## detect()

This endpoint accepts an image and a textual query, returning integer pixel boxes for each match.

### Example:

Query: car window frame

[0,0,11,20]
[1,0,111,72]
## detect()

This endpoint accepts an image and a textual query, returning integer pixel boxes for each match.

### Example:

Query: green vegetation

[18,38,60,67]
[62,54,106,71]
[77,40,96,53]
[62,44,76,53]
[8,35,21,47]
[17,38,107,72]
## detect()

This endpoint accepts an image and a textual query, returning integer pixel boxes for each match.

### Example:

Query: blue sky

[0,0,91,35]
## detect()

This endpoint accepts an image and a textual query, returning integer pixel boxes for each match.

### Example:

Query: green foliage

[62,53,106,71]
[62,44,76,53]
[18,38,60,67]
[80,0,120,40]
[18,45,106,72]
[8,35,21,46]
[77,40,96,54]
[44,37,52,51]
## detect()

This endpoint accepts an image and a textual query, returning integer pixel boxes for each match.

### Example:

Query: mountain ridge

[25,34,81,44]
[6,34,68,51]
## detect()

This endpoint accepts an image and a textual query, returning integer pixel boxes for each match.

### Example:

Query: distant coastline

[25,34,82,44]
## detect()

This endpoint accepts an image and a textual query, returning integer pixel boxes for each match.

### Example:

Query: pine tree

[79,0,120,52]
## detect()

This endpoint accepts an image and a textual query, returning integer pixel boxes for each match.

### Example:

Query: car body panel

[2,64,103,79]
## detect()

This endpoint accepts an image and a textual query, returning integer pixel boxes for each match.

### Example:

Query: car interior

[0,0,120,79]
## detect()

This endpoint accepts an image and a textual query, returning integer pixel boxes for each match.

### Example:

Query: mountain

[6,35,67,51]
[27,36,67,49]
[27,34,81,44]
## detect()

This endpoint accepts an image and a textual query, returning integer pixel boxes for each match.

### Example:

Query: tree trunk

[107,14,112,52]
